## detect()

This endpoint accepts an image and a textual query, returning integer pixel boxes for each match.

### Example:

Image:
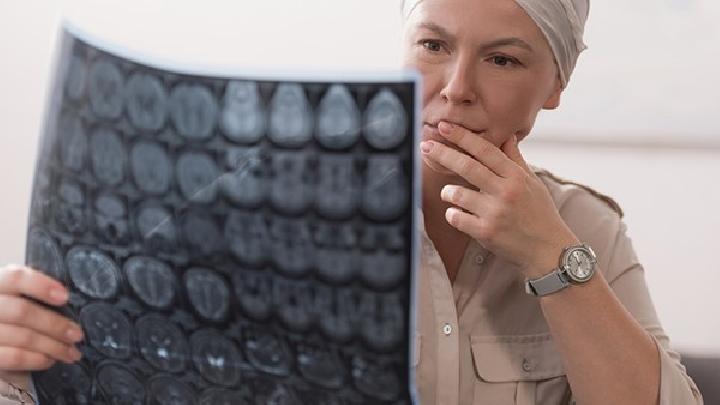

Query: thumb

[502,135,531,173]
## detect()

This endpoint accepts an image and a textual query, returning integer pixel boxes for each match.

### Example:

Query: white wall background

[0,0,718,353]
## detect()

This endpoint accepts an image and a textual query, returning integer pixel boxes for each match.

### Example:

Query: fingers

[0,324,81,365]
[445,207,487,240]
[0,295,83,346]
[421,140,501,193]
[0,265,68,306]
[437,122,520,178]
[0,347,55,371]
[440,184,490,216]
[501,134,532,174]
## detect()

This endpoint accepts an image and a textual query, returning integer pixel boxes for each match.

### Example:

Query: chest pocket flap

[471,334,566,382]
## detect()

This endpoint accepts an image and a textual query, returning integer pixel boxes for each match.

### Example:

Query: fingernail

[441,185,458,201]
[66,326,83,342]
[438,121,454,133]
[420,141,433,154]
[446,207,461,224]
[50,288,68,303]
[68,346,82,361]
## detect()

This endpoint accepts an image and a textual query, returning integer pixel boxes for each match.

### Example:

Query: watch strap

[525,268,570,296]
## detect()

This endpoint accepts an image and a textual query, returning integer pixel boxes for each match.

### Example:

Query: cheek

[416,64,444,108]
[480,80,546,141]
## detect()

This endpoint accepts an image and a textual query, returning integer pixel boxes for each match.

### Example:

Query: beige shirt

[413,167,704,405]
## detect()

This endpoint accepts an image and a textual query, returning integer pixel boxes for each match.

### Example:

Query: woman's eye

[420,40,443,53]
[491,55,519,67]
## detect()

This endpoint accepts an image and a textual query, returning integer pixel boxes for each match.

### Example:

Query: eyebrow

[416,22,534,53]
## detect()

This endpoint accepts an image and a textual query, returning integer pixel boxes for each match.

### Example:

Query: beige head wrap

[402,0,590,88]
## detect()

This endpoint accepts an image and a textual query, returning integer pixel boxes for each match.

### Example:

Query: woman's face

[403,0,563,151]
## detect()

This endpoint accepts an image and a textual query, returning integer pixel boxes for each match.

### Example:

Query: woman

[404,0,702,404]
[0,0,704,404]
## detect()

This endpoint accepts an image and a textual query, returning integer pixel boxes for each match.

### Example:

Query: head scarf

[402,0,590,88]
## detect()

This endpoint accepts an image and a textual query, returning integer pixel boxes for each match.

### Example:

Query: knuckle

[500,183,521,202]
[479,221,497,239]
[0,347,24,369]
[17,329,35,348]
[458,156,475,175]
[8,300,33,323]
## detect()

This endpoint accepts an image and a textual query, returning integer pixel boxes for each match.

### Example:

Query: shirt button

[522,358,535,372]
[442,323,453,336]
[474,255,485,265]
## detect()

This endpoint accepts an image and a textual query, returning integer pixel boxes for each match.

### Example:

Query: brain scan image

[176,151,220,204]
[243,327,293,376]
[94,193,129,244]
[268,83,313,147]
[66,247,120,300]
[361,249,405,289]
[130,141,173,195]
[88,59,125,120]
[351,355,402,402]
[269,151,314,214]
[95,363,145,404]
[256,383,302,405]
[273,278,314,332]
[316,84,361,149]
[125,72,168,132]
[182,211,223,257]
[26,229,64,281]
[315,286,357,343]
[136,314,189,372]
[80,303,132,359]
[34,363,92,405]
[57,114,87,172]
[225,210,270,266]
[190,329,242,386]
[232,269,273,320]
[124,256,177,309]
[270,217,315,276]
[65,55,86,101]
[360,292,405,352]
[363,88,408,150]
[54,181,86,234]
[146,374,196,405]
[184,267,230,321]
[296,343,345,389]
[29,28,417,404]
[221,80,267,143]
[198,388,251,405]
[221,146,267,207]
[315,154,359,219]
[362,155,408,221]
[89,127,126,186]
[314,222,359,284]
[169,83,218,140]
[135,203,178,251]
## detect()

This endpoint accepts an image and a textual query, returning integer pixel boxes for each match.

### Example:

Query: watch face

[564,246,596,282]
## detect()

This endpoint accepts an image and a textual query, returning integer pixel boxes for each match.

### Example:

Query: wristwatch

[525,244,597,297]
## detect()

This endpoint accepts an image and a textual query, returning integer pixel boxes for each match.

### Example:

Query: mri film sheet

[25,28,419,405]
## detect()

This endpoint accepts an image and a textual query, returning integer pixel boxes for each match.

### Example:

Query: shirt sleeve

[609,264,704,405]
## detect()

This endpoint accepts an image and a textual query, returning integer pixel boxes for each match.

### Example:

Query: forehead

[406,0,548,47]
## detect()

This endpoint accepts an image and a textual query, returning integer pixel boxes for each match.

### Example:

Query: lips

[424,120,485,135]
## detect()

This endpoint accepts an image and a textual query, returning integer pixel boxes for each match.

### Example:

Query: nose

[440,55,478,106]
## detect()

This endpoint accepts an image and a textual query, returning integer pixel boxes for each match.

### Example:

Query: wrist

[523,235,581,279]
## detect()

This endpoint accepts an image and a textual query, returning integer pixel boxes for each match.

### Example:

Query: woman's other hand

[0,264,83,372]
